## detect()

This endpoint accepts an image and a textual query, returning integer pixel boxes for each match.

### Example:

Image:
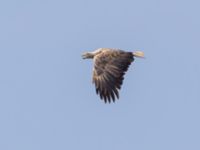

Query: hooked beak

[82,52,94,59]
[82,53,88,59]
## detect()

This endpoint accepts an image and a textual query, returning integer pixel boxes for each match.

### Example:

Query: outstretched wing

[93,50,134,103]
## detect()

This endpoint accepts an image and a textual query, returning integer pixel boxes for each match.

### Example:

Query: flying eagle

[82,48,144,103]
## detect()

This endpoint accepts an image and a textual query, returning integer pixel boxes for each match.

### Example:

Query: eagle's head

[82,48,103,59]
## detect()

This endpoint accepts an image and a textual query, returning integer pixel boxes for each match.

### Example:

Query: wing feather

[93,50,134,103]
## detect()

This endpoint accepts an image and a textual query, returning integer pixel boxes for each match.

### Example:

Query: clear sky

[0,0,200,150]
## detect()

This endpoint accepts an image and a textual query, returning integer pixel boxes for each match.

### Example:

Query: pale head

[82,48,103,59]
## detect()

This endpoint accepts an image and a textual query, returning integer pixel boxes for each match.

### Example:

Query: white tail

[133,51,144,58]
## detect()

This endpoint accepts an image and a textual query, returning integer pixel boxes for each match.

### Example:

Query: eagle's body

[82,48,144,103]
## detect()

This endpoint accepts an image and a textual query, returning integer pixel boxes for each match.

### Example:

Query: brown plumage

[82,48,144,103]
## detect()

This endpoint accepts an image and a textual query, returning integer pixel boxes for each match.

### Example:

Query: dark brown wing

[92,50,134,103]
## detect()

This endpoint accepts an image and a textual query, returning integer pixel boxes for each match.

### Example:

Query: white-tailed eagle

[82,48,144,103]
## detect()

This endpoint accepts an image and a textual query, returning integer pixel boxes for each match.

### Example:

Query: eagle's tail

[133,51,144,58]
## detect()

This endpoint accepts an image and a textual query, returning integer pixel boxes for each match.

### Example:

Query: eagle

[82,48,144,103]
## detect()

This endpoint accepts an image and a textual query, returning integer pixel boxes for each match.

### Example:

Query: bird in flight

[82,48,144,103]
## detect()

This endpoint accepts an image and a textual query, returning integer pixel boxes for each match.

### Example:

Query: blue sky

[0,0,200,149]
